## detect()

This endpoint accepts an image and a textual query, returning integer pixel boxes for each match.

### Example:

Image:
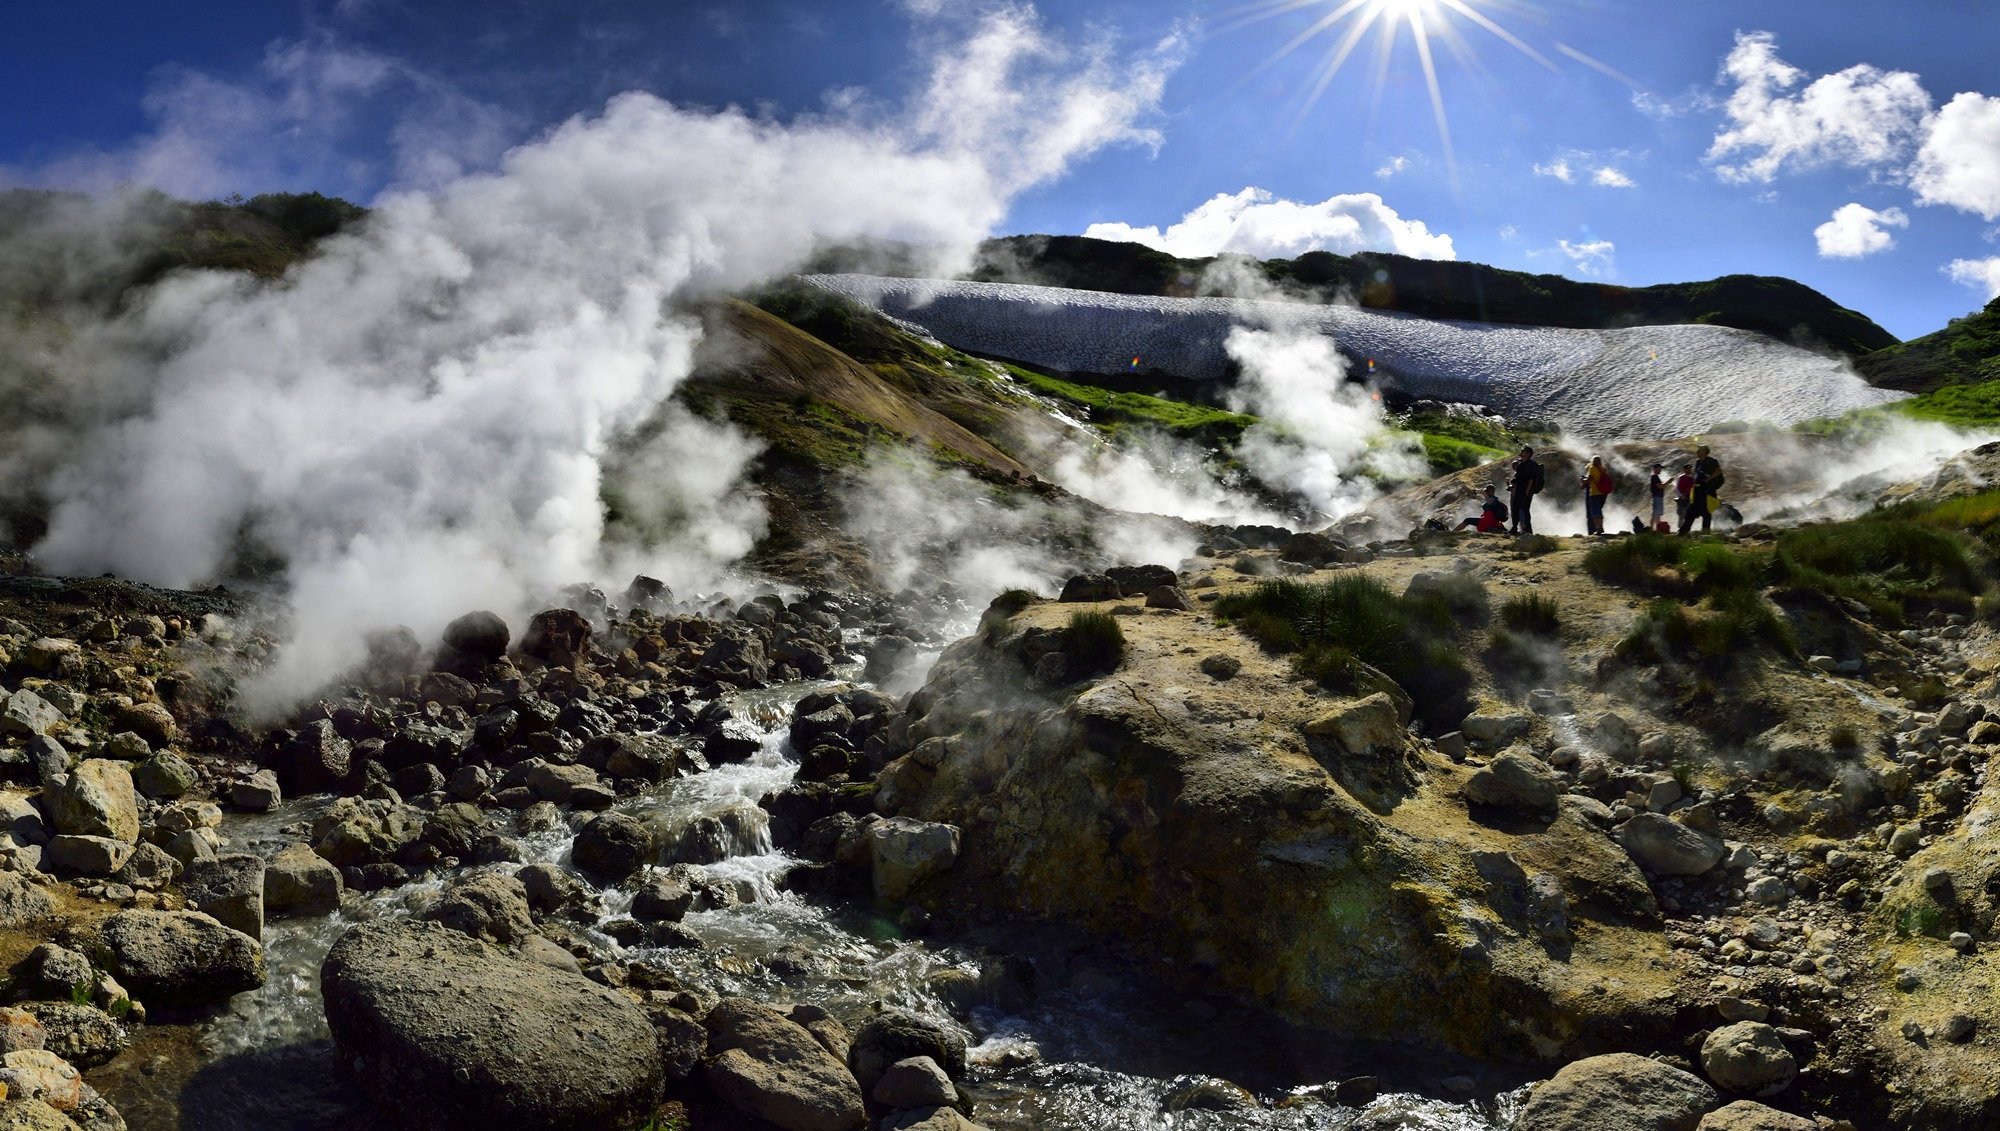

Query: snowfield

[803,274,1907,439]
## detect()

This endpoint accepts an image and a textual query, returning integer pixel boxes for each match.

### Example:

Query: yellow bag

[1706,494,1722,514]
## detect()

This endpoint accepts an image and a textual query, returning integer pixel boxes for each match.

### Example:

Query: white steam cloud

[16,7,1182,710]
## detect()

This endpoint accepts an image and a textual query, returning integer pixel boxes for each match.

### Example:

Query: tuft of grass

[1064,610,1126,676]
[1616,590,1798,666]
[1774,517,1984,625]
[1498,594,1562,637]
[1215,575,1471,728]
[1583,532,1683,589]
[1515,534,1561,557]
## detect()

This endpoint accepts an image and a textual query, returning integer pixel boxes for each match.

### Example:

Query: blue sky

[5,0,1999,340]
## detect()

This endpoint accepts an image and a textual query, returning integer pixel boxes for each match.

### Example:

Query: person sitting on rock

[1455,485,1509,534]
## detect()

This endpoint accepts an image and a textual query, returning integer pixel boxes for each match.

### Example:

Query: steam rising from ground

[6,8,1181,711]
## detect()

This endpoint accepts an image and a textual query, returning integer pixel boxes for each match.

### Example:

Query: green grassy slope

[1853,296,2000,394]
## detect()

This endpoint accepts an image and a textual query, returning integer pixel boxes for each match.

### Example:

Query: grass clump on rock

[1215,575,1472,728]
[1063,610,1125,676]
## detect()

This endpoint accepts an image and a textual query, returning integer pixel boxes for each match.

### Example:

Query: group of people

[1452,444,1727,536]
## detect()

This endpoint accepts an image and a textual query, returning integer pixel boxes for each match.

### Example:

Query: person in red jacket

[1455,485,1509,533]
[1674,462,1695,530]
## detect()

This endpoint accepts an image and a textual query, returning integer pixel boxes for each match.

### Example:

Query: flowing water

[97,678,1525,1130]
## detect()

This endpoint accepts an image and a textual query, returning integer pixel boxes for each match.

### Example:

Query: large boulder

[1465,751,1561,811]
[320,920,662,1131]
[570,812,655,881]
[1616,814,1724,876]
[702,999,865,1131]
[1695,1101,1816,1131]
[0,691,63,738]
[19,1002,124,1068]
[43,762,139,843]
[1518,1052,1717,1131]
[442,611,510,659]
[100,910,264,1007]
[182,854,266,940]
[1699,1022,1797,1097]
[848,1008,967,1094]
[521,609,592,667]
[265,843,344,918]
[868,818,959,902]
[0,873,53,927]
[283,720,354,794]
[1304,693,1403,757]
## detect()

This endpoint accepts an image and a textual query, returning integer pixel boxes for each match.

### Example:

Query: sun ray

[1405,3,1458,183]
[1554,41,1647,90]
[1440,0,1559,71]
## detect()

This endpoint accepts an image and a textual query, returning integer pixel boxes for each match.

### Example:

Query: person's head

[1483,483,1497,496]
[1651,463,1664,472]
[1696,444,1710,456]
[1680,462,1692,473]
[1518,446,1533,457]
[1591,455,1604,467]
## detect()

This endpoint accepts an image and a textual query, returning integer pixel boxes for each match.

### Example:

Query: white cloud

[1706,31,1931,183]
[1375,155,1410,178]
[1813,202,1908,258]
[1947,256,2000,299]
[1592,166,1635,188]
[1498,223,1519,241]
[1533,158,1575,183]
[1557,238,1616,277]
[1083,187,1456,260]
[1911,92,2000,220]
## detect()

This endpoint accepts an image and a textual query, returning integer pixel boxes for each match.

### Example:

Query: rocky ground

[0,503,1994,1129]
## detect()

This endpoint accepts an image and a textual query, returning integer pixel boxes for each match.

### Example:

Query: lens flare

[1229,0,1635,182]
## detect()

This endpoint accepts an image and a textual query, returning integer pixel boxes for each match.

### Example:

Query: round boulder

[848,1008,967,1094]
[1696,1101,1817,1131]
[1616,813,1724,876]
[703,998,865,1131]
[1464,750,1561,811]
[570,812,655,881]
[1699,1022,1797,1097]
[1518,1052,1717,1131]
[100,909,265,1007]
[321,920,662,1131]
[443,611,511,659]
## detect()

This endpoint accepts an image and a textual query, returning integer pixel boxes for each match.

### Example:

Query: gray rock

[0,795,49,848]
[1518,1052,1717,1131]
[516,863,589,918]
[0,691,63,739]
[1695,1100,1817,1131]
[1616,813,1724,876]
[446,764,490,801]
[162,829,220,869]
[869,818,960,901]
[1304,693,1403,757]
[1464,751,1561,810]
[872,1055,956,1110]
[1144,586,1190,611]
[882,1109,988,1131]
[111,841,179,892]
[115,702,177,747]
[632,872,694,923]
[601,735,689,783]
[130,753,198,800]
[11,944,93,1001]
[102,733,151,762]
[44,836,134,877]
[0,873,54,927]
[321,920,663,1131]
[264,843,344,918]
[1461,712,1531,746]
[230,770,282,812]
[702,998,865,1131]
[421,873,534,946]
[526,763,598,805]
[571,812,655,880]
[19,1002,124,1068]
[43,761,140,843]
[848,1008,967,1094]
[101,910,265,1006]
[182,854,266,939]
[284,720,353,794]
[1699,1022,1797,1097]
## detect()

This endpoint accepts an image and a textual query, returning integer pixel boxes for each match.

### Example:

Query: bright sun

[1231,0,1628,181]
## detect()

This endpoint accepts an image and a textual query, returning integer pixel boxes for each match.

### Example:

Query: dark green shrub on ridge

[1063,610,1125,676]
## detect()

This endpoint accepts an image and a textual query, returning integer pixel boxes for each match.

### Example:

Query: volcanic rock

[321,920,662,1131]
[100,910,264,1007]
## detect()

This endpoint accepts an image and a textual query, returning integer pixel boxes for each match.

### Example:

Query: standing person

[1648,464,1667,532]
[1679,445,1725,535]
[1581,456,1614,535]
[1674,462,1695,530]
[1507,446,1545,535]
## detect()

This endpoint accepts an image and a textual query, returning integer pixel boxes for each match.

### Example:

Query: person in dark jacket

[1507,446,1545,535]
[1679,445,1724,534]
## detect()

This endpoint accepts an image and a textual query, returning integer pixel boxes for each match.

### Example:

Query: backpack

[1529,461,1545,495]
[1494,499,1510,522]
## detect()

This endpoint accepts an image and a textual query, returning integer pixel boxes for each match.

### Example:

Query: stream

[94,676,1527,1130]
